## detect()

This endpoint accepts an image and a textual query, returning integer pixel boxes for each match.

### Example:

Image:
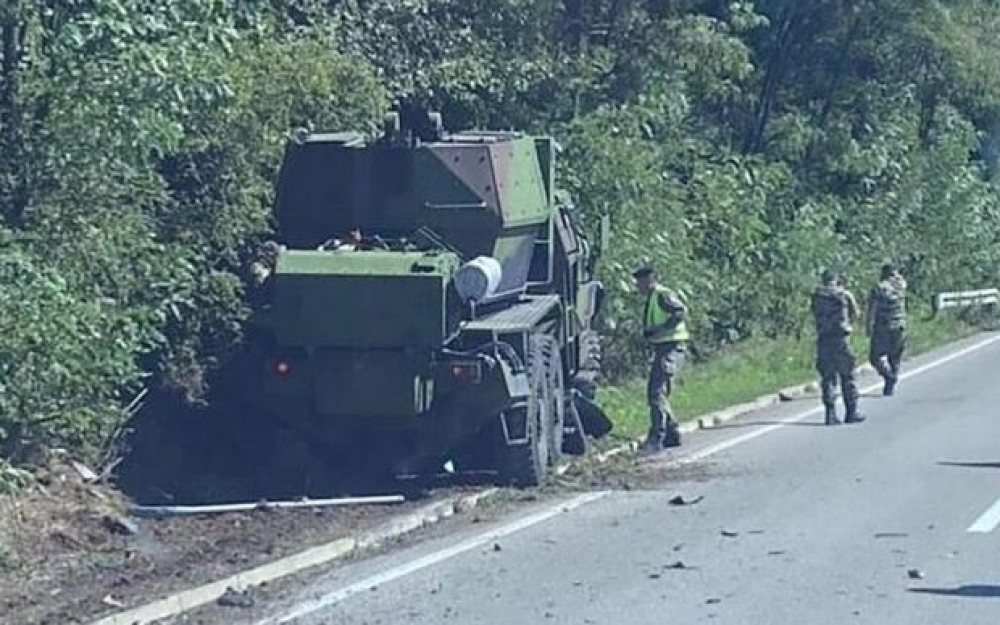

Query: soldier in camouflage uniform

[811,270,864,425]
[250,240,282,304]
[867,263,907,396]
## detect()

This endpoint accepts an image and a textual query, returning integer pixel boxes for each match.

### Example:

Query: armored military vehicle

[250,109,610,486]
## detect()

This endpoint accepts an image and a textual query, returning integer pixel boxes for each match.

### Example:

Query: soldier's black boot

[883,375,897,397]
[844,401,866,424]
[824,405,840,426]
[662,423,682,448]
[639,431,664,455]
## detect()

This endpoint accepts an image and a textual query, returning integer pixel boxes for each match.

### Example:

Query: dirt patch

[0,457,450,625]
[550,450,722,492]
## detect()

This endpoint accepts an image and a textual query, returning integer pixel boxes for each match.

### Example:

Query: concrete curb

[86,489,498,625]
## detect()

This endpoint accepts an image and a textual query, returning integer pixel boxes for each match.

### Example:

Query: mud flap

[573,390,613,439]
[561,393,587,456]
[498,363,531,445]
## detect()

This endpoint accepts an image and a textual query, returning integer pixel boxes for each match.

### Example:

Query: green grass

[599,312,984,441]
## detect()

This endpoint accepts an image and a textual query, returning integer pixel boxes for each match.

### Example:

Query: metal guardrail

[933,288,999,313]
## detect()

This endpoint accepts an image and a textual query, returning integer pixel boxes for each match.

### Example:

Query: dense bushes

[0,3,386,465]
[1,0,999,466]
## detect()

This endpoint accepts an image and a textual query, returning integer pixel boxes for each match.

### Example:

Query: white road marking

[680,333,1000,464]
[261,332,1000,623]
[968,498,1000,533]
[254,491,610,625]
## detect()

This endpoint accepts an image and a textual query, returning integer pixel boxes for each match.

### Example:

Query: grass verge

[599,311,988,441]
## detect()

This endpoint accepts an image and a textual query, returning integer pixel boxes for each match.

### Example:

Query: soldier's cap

[632,266,656,279]
[820,268,838,284]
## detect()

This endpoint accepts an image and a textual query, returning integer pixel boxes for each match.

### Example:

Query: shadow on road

[937,461,1000,469]
[908,585,1000,598]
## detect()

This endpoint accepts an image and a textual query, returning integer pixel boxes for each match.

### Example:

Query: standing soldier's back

[812,285,852,337]
[871,281,905,331]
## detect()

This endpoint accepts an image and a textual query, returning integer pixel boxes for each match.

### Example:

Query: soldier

[633,266,690,452]
[867,263,907,396]
[250,240,282,301]
[811,269,864,425]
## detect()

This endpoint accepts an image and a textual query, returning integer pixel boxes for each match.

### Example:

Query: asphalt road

[251,332,1000,625]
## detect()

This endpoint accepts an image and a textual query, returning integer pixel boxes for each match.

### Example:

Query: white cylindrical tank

[454,256,503,303]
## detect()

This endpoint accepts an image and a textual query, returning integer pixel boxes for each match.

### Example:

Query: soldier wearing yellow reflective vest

[633,266,690,452]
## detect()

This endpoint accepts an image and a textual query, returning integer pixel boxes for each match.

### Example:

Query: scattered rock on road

[907,569,925,580]
[669,495,704,506]
[217,587,255,609]
[720,530,739,538]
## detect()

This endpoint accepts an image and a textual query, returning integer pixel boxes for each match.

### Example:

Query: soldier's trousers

[647,342,685,441]
[816,336,858,413]
[869,328,905,381]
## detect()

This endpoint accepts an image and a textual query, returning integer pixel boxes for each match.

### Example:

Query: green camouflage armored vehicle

[249,108,610,486]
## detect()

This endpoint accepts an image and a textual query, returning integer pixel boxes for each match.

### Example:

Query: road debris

[720,530,739,538]
[492,543,503,552]
[907,569,925,580]
[71,461,99,483]
[648,572,662,579]
[706,598,722,605]
[767,550,787,556]
[669,495,704,506]
[217,587,255,609]
[665,561,692,570]
[102,514,139,536]
[130,494,406,518]
[874,532,909,539]
[101,595,125,609]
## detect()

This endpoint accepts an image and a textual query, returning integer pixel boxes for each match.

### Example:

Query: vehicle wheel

[500,334,554,487]
[546,339,565,467]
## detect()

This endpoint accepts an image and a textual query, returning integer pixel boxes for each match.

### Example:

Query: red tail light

[450,362,482,382]
[274,360,292,377]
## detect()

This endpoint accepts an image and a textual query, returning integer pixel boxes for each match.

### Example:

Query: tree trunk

[0,2,26,227]
[817,15,862,131]
[745,3,801,152]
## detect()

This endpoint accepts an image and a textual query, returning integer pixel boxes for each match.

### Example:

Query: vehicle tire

[546,339,565,467]
[500,333,554,487]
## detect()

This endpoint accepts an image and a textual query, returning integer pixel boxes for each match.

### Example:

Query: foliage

[0,2,385,464]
